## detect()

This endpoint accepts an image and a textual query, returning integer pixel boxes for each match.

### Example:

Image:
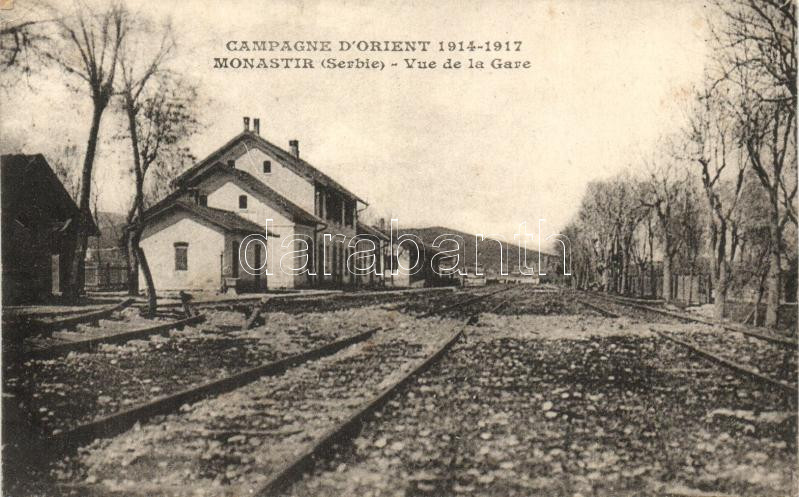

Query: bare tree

[116,16,198,316]
[640,154,692,302]
[0,1,54,90]
[676,180,706,304]
[570,174,647,295]
[50,142,81,201]
[630,211,657,298]
[687,87,748,320]
[40,1,128,301]
[710,0,797,326]
[144,149,195,207]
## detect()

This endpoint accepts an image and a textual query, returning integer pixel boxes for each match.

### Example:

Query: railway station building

[139,117,388,293]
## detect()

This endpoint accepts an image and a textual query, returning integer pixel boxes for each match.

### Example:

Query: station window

[263,160,271,173]
[198,194,207,207]
[232,241,240,278]
[239,195,248,209]
[227,159,235,168]
[174,242,188,271]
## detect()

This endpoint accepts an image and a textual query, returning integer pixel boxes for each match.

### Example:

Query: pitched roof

[357,221,390,241]
[144,199,274,236]
[173,130,366,204]
[188,162,324,227]
[1,154,100,235]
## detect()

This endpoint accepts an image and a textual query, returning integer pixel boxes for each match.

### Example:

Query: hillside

[397,226,557,276]
[93,211,128,249]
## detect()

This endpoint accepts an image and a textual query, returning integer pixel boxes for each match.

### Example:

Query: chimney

[253,118,260,135]
[289,139,299,158]
[243,117,250,131]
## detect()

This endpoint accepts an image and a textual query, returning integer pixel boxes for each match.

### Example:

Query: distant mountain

[396,226,557,275]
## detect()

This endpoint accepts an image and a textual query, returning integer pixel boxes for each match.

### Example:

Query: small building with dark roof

[1,154,99,304]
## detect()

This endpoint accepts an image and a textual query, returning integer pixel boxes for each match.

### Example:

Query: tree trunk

[765,219,781,328]
[124,96,147,298]
[620,251,629,296]
[66,102,106,302]
[662,250,672,303]
[754,270,767,326]
[126,232,140,295]
[133,229,157,317]
[714,261,727,321]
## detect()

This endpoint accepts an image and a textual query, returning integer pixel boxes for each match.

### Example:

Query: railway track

[5,287,489,441]
[41,286,516,496]
[578,299,621,318]
[14,298,136,336]
[589,290,797,348]
[7,288,506,455]
[24,315,207,360]
[576,292,797,398]
[8,285,794,496]
[255,287,517,496]
[145,286,458,316]
[654,329,797,396]
[283,289,794,497]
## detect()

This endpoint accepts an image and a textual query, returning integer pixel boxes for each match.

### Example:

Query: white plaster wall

[227,146,316,215]
[383,249,413,287]
[205,179,294,228]
[202,179,304,289]
[291,224,316,288]
[139,214,224,291]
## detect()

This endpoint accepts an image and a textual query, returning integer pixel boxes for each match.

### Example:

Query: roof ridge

[189,163,323,226]
[150,198,270,235]
[173,130,366,204]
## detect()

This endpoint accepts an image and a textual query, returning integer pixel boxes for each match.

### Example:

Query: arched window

[174,242,188,271]
[238,195,248,209]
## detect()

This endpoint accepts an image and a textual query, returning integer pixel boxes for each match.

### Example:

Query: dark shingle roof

[174,131,366,204]
[144,200,273,236]
[1,154,100,235]
[188,162,324,227]
[357,221,390,241]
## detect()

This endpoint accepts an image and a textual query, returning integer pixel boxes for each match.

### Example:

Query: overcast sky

[2,0,710,241]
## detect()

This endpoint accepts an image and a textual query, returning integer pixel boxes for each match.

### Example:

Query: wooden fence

[85,263,128,291]
[622,271,712,305]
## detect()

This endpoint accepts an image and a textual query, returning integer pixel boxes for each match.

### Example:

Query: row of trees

[564,0,796,328]
[2,0,201,315]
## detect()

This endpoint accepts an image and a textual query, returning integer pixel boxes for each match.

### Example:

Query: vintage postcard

[1,0,796,496]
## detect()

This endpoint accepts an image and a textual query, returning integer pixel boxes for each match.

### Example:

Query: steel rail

[590,291,797,349]
[255,286,513,496]
[43,286,510,459]
[27,314,207,360]
[20,298,136,336]
[256,325,465,496]
[137,286,456,311]
[654,329,797,396]
[418,285,513,318]
[578,300,621,318]
[48,326,380,454]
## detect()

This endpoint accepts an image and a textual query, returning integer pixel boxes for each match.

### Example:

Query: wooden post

[243,296,270,330]
[179,291,194,318]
